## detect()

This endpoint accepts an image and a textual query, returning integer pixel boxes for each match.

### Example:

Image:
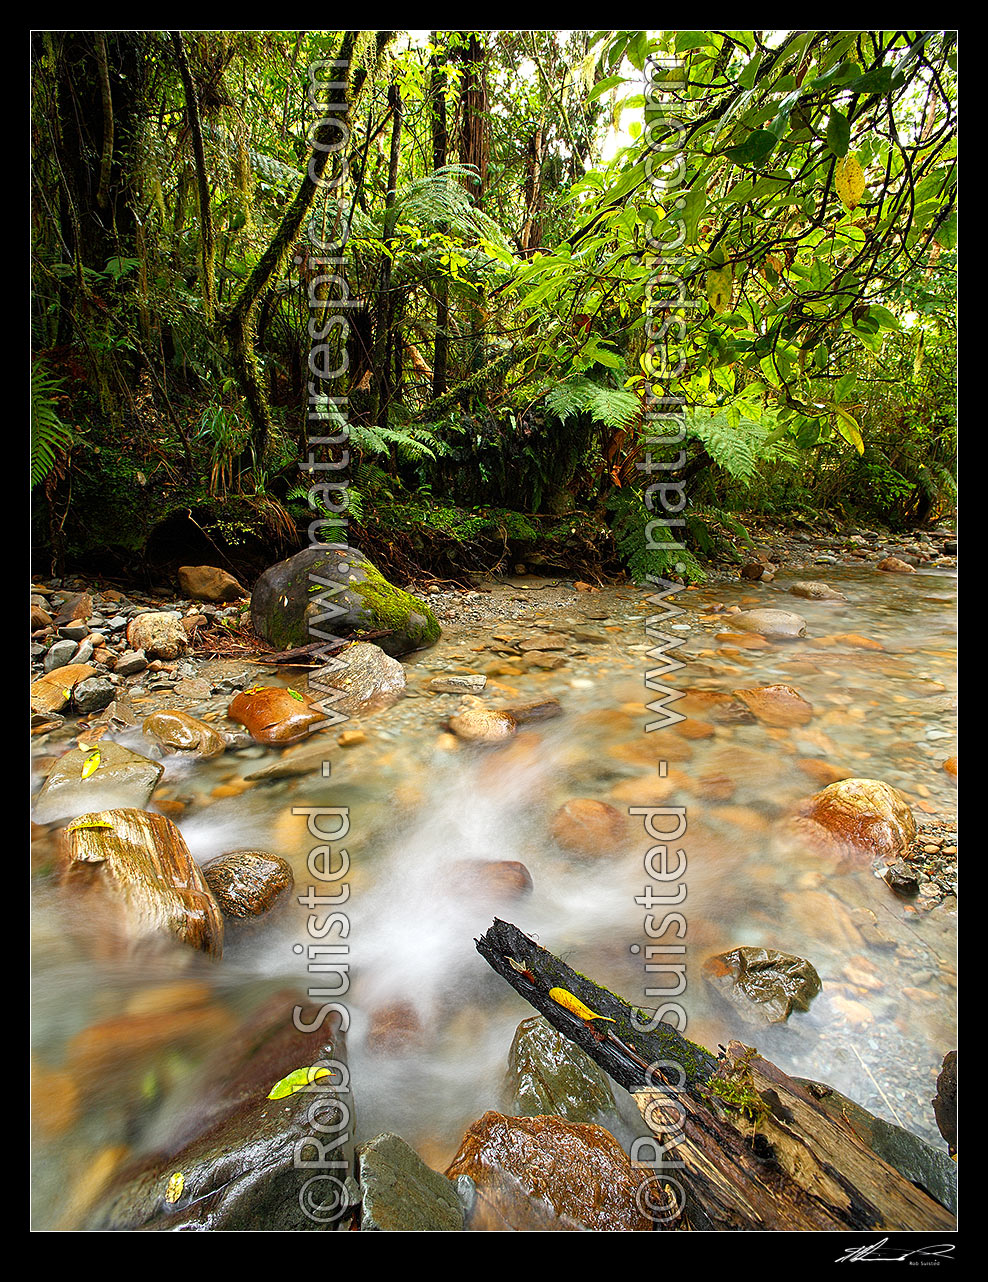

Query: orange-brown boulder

[228,685,324,746]
[445,1111,654,1231]
[550,798,628,857]
[796,778,915,864]
[732,684,814,728]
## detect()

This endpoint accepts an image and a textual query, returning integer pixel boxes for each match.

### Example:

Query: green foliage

[30,361,73,488]
[545,377,640,429]
[607,488,706,584]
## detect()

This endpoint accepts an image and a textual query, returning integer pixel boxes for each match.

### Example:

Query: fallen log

[476,919,955,1232]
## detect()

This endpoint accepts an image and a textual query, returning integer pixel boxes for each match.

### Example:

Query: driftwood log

[476,919,955,1232]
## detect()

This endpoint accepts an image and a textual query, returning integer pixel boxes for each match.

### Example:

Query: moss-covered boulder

[251,546,440,658]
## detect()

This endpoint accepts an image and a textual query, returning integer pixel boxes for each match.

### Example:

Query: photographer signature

[835,1238,955,1263]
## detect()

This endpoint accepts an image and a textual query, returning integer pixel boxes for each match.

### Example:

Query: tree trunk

[430,36,449,400]
[477,919,956,1233]
[222,31,388,463]
[171,31,216,324]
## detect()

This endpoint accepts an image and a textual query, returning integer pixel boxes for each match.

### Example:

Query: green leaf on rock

[267,1066,332,1099]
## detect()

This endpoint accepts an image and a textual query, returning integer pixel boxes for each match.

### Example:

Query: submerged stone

[703,946,822,1025]
[357,1132,462,1232]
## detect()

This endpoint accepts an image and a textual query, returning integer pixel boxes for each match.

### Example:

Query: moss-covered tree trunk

[222,31,392,464]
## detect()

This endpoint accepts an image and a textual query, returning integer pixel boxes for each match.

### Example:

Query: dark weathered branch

[477,919,956,1232]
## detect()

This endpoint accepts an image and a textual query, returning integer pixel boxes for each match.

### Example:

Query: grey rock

[789,581,848,602]
[32,740,164,824]
[703,946,822,1025]
[251,546,440,658]
[429,673,487,694]
[114,649,148,676]
[356,1132,462,1232]
[505,1015,622,1129]
[307,642,406,717]
[729,608,807,639]
[57,622,91,642]
[71,640,95,666]
[43,639,77,672]
[72,676,115,714]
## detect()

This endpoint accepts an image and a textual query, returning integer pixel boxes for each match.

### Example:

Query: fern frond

[31,361,73,488]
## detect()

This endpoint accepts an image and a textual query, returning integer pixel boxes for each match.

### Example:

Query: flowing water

[30,565,957,1229]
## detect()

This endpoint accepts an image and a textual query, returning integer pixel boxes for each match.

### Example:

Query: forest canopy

[30,30,957,583]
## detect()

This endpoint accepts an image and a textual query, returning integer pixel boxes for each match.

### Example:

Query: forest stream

[30,556,957,1231]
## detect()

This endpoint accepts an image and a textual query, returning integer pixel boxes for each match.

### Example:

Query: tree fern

[546,377,640,429]
[31,361,73,488]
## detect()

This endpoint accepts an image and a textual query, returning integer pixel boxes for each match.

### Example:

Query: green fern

[546,377,640,429]
[606,488,706,584]
[31,361,73,488]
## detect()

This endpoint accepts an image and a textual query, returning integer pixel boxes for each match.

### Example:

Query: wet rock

[43,639,77,672]
[729,608,806,639]
[732,684,814,727]
[113,649,148,676]
[31,604,53,631]
[357,1132,462,1232]
[795,1078,956,1214]
[54,590,93,624]
[33,741,164,824]
[201,849,294,922]
[447,698,517,743]
[877,556,916,573]
[518,632,568,652]
[448,859,533,902]
[228,685,325,747]
[59,808,224,957]
[444,1111,653,1232]
[126,612,189,661]
[504,1016,621,1128]
[501,695,563,723]
[429,673,487,694]
[72,677,115,715]
[933,1051,957,1154]
[251,546,440,657]
[550,798,628,857]
[798,778,916,865]
[883,861,921,897]
[88,992,350,1230]
[142,709,228,758]
[702,946,822,1025]
[678,688,754,724]
[177,565,245,603]
[307,642,406,718]
[789,581,848,601]
[942,756,957,781]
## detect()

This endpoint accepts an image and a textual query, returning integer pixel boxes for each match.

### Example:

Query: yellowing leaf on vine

[266,1066,331,1100]
[832,404,865,454]
[706,266,733,314]
[164,1172,185,1204]
[81,750,101,780]
[834,153,866,211]
[548,987,616,1024]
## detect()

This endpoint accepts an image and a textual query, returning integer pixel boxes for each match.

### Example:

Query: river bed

[30,563,957,1229]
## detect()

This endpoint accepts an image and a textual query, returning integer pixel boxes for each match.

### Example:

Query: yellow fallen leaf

[834,153,865,211]
[81,750,101,779]
[164,1171,184,1204]
[548,987,616,1024]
